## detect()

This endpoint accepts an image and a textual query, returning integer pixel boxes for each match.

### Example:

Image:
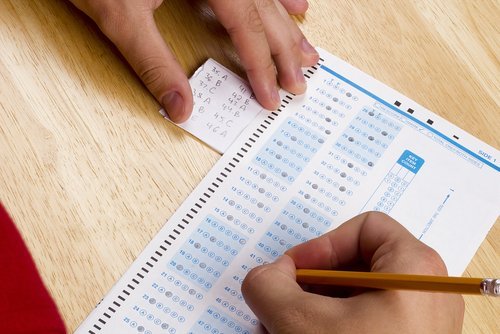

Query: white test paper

[76,48,499,334]
[160,59,264,153]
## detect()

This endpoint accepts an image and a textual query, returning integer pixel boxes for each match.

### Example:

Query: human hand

[242,212,464,333]
[68,0,319,123]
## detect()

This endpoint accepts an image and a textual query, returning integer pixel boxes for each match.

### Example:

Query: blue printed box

[397,150,424,173]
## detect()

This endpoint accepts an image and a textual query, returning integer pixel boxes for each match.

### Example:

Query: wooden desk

[1,1,498,332]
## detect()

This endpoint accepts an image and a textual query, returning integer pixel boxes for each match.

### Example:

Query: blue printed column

[334,107,401,168]
[169,216,248,291]
[362,150,425,213]
[253,118,327,183]
[255,198,332,259]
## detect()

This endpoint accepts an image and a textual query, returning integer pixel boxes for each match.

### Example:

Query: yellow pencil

[295,269,499,296]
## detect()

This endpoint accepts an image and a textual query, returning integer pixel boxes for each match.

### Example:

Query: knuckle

[418,246,448,275]
[135,57,169,95]
[245,58,275,77]
[254,0,274,11]
[247,6,264,33]
[289,38,300,54]
[84,1,127,34]
[83,1,161,37]
[243,3,265,34]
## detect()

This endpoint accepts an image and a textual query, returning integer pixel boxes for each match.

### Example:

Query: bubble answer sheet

[76,48,499,334]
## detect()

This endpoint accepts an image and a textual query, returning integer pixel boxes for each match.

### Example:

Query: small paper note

[160,59,264,153]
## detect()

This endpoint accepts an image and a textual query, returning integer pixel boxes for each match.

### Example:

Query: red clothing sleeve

[0,203,66,334]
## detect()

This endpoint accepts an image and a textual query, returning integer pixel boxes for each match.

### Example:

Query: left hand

[68,0,319,122]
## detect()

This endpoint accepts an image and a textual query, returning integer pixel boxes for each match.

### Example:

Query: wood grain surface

[1,0,498,332]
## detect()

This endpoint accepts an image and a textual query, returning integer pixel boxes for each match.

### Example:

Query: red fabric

[0,203,66,333]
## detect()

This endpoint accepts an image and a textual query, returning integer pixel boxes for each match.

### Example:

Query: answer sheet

[76,48,499,334]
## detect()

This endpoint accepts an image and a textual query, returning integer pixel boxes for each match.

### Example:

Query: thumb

[277,0,309,15]
[99,9,193,123]
[242,255,302,330]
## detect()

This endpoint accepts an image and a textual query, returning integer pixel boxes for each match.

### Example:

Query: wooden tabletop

[1,1,498,332]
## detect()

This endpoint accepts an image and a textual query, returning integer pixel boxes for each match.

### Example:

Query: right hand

[242,212,465,333]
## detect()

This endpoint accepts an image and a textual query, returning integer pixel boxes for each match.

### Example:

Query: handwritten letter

[160,59,264,153]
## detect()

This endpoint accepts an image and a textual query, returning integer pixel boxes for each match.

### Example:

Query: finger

[278,0,309,15]
[285,212,393,269]
[242,256,300,331]
[360,214,448,275]
[209,0,281,110]
[256,0,307,94]
[273,0,319,67]
[242,255,300,323]
[286,211,448,275]
[243,255,338,333]
[93,6,193,123]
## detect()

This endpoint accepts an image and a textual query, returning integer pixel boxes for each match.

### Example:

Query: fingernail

[274,255,287,264]
[271,87,281,109]
[296,68,306,90]
[301,38,318,55]
[162,91,185,123]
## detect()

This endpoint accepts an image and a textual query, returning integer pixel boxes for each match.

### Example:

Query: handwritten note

[160,59,264,153]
